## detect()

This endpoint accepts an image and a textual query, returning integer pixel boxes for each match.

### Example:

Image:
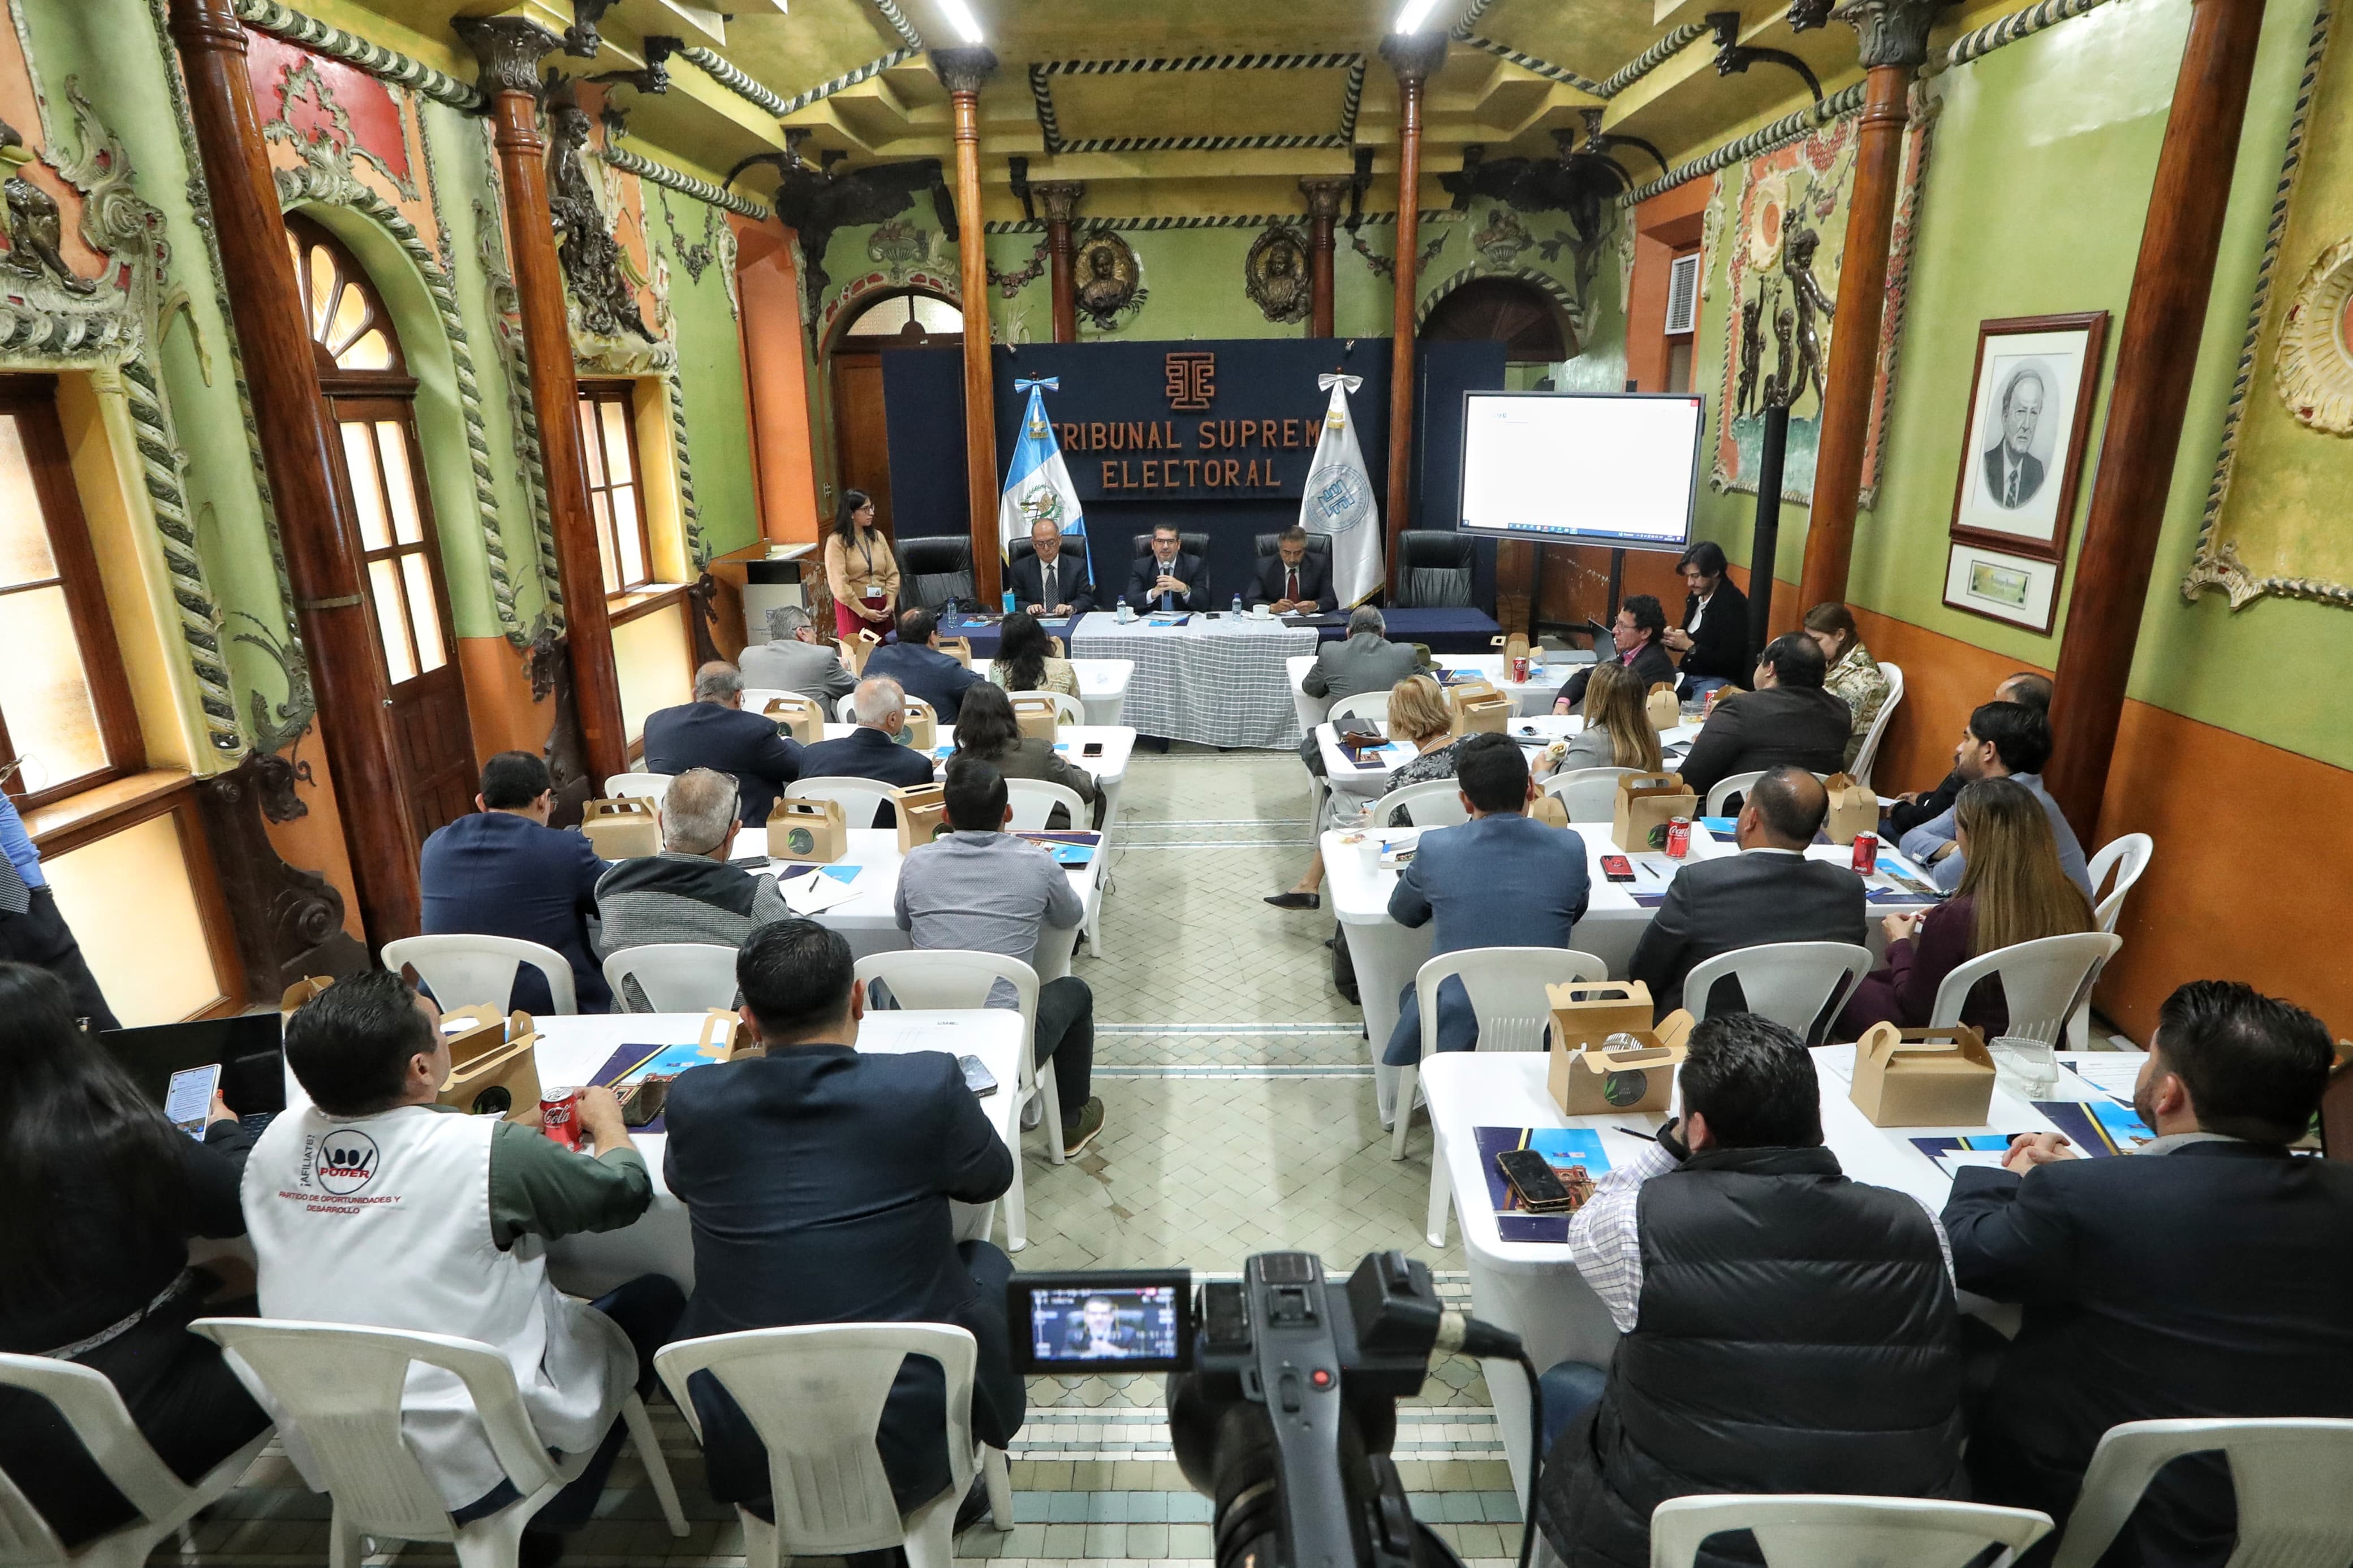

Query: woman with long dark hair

[823,488,900,641]
[951,683,1103,829]
[0,963,270,1545]
[992,610,1078,697]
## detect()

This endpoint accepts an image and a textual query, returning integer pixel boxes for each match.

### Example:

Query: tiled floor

[160,745,1520,1568]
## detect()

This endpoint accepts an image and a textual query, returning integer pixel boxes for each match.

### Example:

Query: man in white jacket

[243,971,679,1561]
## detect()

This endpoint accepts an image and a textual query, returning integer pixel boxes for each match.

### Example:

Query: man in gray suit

[1626,767,1867,1022]
[1267,606,1423,910]
[737,607,855,708]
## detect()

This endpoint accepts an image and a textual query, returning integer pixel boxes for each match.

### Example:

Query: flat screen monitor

[1456,391,1703,552]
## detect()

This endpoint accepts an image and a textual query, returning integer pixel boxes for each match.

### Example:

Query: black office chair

[1393,530,1477,608]
[1130,531,1212,563]
[898,536,976,612]
[1007,537,1038,566]
[1253,532,1333,560]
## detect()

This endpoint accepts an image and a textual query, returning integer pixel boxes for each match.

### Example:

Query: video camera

[1012,1251,1533,1568]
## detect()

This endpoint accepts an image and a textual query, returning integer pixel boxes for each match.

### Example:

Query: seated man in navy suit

[1123,522,1209,613]
[1383,734,1592,1106]
[641,662,804,827]
[1248,527,1338,614]
[860,607,986,723]
[795,676,938,827]
[662,919,1021,1532]
[419,750,612,1012]
[1005,515,1096,619]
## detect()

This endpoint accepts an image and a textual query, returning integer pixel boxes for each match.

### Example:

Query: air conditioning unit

[1664,252,1701,335]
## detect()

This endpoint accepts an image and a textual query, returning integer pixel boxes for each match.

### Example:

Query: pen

[1615,1125,1658,1142]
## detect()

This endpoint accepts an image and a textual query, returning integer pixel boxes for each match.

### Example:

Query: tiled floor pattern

[161,747,1520,1567]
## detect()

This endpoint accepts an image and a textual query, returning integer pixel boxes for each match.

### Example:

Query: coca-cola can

[1851,831,1879,874]
[1704,685,1726,716]
[541,1086,582,1148]
[1510,655,1531,683]
[1665,817,1692,859]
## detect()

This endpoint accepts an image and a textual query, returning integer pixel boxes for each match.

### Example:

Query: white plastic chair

[1373,777,1470,829]
[2067,833,2154,1048]
[1542,766,1639,822]
[1930,931,2123,1047]
[1703,770,1770,816]
[997,687,1086,725]
[189,1318,684,1568]
[603,943,740,1013]
[786,776,899,831]
[381,935,578,1016]
[653,1324,1011,1568]
[852,951,1053,1252]
[1682,941,1873,1044]
[1326,692,1391,732]
[0,1353,272,1568]
[1848,660,1904,791]
[2047,1417,2353,1568]
[1399,947,1610,1247]
[1004,779,1089,831]
[1649,1493,2052,1568]
[602,772,675,807]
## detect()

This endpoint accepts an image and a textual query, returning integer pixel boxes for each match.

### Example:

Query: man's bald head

[1745,766,1828,849]
[693,661,744,708]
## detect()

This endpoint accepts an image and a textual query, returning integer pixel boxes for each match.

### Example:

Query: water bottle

[1002,588,1016,615]
[1231,592,1244,619]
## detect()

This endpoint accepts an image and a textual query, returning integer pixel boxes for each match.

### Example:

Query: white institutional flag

[1301,373,1382,607]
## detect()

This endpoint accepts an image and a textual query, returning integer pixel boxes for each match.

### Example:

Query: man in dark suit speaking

[662,919,1023,1528]
[1249,526,1338,614]
[1626,767,1866,1017]
[1124,522,1208,612]
[1006,515,1094,618]
[1982,366,2047,509]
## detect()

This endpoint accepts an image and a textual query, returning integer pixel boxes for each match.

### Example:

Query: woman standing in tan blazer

[824,489,901,641]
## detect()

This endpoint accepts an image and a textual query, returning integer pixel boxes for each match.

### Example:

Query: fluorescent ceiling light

[1393,0,1442,32]
[938,0,985,42]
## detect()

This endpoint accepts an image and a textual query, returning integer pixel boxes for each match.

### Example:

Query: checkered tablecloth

[1068,612,1318,748]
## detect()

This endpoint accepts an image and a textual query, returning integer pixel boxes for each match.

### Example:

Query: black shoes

[1264,892,1321,910]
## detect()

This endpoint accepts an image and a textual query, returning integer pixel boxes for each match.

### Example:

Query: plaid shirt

[1568,1137,1955,1333]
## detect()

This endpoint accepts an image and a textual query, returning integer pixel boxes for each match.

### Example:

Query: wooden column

[1794,0,1941,613]
[1300,175,1350,339]
[1036,181,1084,344]
[456,18,628,788]
[1380,32,1446,594]
[2046,0,2269,833]
[934,48,1003,604]
[167,0,421,947]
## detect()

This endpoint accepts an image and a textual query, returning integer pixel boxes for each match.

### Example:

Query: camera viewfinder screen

[1028,1284,1184,1364]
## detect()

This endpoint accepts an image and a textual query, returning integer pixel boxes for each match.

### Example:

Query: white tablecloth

[1329,812,1938,1120]
[533,1010,1027,1297]
[1070,660,1134,728]
[1316,716,1702,801]
[1070,611,1318,748]
[1286,651,1594,736]
[1421,1047,2118,1497]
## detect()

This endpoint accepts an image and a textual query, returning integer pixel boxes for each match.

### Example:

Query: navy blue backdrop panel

[1412,341,1509,611]
[880,337,1505,610]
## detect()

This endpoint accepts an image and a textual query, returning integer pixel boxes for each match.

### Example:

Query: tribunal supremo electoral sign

[986,338,1393,504]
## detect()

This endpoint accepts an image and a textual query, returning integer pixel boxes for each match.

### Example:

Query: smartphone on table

[165,1064,221,1139]
[960,1054,999,1097]
[1496,1148,1575,1212]
[1601,854,1636,884]
[1083,741,1104,758]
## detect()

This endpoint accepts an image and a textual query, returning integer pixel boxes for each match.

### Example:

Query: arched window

[1421,276,1576,368]
[286,214,473,837]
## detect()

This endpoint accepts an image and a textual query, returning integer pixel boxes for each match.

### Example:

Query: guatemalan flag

[1302,373,1382,607]
[997,377,1091,585]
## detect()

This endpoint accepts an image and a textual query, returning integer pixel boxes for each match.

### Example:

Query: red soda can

[1851,831,1879,874]
[1511,655,1531,683]
[540,1086,581,1148]
[1665,817,1691,859]
[1704,685,1725,716]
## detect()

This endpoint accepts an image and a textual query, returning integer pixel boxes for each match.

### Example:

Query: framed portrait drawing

[1948,312,2109,561]
[1945,539,2063,634]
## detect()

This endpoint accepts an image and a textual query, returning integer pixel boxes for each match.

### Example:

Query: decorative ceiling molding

[602,144,769,218]
[777,46,921,116]
[867,0,924,51]
[982,209,1463,234]
[231,0,484,110]
[1942,0,2115,64]
[677,44,792,116]
[1460,36,1608,97]
[1618,80,1863,204]
[1024,52,1370,162]
[1448,0,1503,40]
[1593,21,1712,97]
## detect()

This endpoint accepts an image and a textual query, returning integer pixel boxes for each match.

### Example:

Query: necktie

[0,852,31,916]
[1287,566,1300,603]
[2005,463,2019,508]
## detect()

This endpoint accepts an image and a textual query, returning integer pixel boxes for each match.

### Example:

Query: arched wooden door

[828,288,962,541]
[288,214,476,842]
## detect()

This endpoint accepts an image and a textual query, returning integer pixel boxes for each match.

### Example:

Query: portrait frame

[1947,311,2109,563]
[1943,539,2063,636]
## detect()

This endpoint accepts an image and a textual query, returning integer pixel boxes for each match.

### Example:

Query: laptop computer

[100,1013,288,1130]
